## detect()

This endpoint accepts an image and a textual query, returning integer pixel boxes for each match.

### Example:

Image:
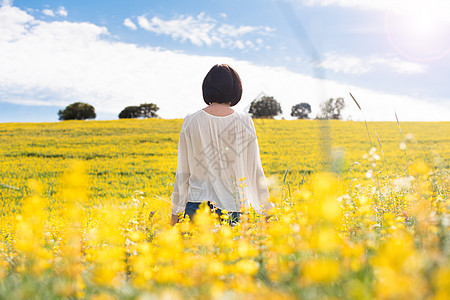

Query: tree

[139,103,159,118]
[248,96,282,119]
[119,103,159,119]
[291,102,311,119]
[58,102,96,120]
[317,98,345,120]
[118,106,141,119]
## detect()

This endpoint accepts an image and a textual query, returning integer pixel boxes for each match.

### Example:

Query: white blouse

[171,109,274,215]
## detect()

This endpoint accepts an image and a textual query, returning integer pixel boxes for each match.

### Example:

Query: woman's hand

[170,214,179,226]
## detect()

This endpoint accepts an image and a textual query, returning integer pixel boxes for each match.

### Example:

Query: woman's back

[170,64,273,225]
[172,109,260,213]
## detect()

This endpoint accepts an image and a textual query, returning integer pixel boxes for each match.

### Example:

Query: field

[0,119,449,299]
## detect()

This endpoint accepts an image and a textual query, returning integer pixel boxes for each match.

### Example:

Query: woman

[170,64,273,225]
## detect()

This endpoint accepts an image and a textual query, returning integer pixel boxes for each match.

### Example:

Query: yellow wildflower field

[0,119,448,299]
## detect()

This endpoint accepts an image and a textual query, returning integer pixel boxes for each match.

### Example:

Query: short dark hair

[202,64,242,107]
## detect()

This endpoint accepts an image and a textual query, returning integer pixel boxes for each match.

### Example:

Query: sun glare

[384,1,450,61]
[412,12,436,34]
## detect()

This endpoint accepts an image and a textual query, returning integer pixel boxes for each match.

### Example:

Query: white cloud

[0,4,35,41]
[318,53,427,75]
[369,56,426,75]
[136,13,273,50]
[0,5,448,121]
[123,18,137,30]
[1,0,13,7]
[41,6,67,17]
[42,9,54,17]
[217,24,257,37]
[57,6,68,17]
[318,53,369,75]
[234,40,245,50]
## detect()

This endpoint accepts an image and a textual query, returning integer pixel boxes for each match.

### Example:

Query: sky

[0,0,449,122]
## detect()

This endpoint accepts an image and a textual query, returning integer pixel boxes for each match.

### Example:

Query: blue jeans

[184,202,240,225]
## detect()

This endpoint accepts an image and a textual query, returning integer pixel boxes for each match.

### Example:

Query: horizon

[2,113,448,124]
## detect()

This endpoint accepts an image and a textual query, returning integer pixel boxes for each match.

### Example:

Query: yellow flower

[408,160,431,176]
[207,261,226,276]
[302,258,340,283]
[235,259,259,276]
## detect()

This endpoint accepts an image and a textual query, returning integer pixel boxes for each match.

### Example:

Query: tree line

[58,96,345,121]
[58,103,161,121]
[249,96,345,120]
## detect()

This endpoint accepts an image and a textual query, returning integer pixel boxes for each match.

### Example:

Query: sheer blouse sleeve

[170,127,190,215]
[245,117,274,215]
